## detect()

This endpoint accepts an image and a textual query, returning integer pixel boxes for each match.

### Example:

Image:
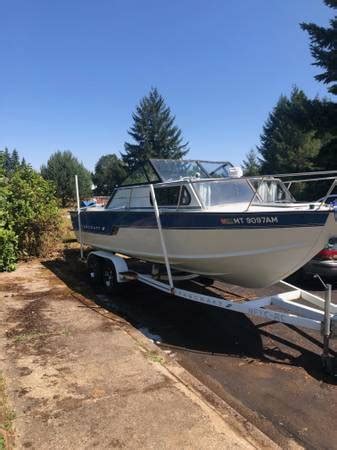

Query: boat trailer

[76,179,337,375]
[86,248,337,375]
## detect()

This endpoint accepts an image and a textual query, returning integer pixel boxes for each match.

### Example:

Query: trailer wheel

[102,260,119,294]
[87,254,102,285]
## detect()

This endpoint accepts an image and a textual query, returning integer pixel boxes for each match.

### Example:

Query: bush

[7,166,62,257]
[0,163,62,271]
[0,229,18,272]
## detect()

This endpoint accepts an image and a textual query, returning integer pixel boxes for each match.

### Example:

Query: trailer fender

[87,251,128,283]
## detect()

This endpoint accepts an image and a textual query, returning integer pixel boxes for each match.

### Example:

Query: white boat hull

[75,212,337,287]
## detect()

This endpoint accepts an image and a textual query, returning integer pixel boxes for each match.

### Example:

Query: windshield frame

[149,159,234,182]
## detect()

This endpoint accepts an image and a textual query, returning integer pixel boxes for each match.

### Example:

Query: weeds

[12,331,48,343]
[0,373,15,449]
[62,328,72,337]
[146,351,164,364]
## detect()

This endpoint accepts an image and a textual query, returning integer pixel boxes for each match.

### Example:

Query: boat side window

[194,180,253,207]
[129,187,151,208]
[250,179,293,203]
[150,186,191,207]
[106,188,131,209]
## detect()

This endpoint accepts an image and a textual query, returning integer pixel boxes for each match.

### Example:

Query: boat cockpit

[104,159,301,212]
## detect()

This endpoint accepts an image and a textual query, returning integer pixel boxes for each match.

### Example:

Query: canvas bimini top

[121,159,234,186]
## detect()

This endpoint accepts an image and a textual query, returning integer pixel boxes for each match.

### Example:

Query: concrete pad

[0,261,275,449]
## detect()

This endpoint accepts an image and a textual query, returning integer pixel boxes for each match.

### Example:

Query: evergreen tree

[258,87,322,174]
[123,88,189,168]
[242,150,261,176]
[2,148,11,174]
[41,150,92,207]
[301,1,337,94]
[306,98,337,170]
[93,154,127,195]
[0,148,21,174]
[11,149,20,170]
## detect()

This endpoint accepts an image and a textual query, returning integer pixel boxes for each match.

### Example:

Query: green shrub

[0,162,62,271]
[0,228,18,272]
[7,166,62,257]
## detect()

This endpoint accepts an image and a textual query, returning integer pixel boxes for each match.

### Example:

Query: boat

[70,159,337,288]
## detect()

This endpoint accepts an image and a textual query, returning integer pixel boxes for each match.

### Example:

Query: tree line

[0,88,189,270]
[39,0,337,204]
[39,88,189,205]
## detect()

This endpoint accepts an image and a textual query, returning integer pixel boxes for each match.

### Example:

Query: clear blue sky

[0,0,333,171]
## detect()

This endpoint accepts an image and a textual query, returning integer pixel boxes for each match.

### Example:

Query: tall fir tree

[258,87,322,174]
[301,0,337,95]
[0,148,21,175]
[301,2,337,170]
[2,148,11,174]
[123,88,189,168]
[11,149,20,169]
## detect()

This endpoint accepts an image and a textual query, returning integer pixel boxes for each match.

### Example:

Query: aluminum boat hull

[71,209,337,288]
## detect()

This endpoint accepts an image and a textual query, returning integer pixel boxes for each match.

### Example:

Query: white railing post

[149,184,174,292]
[75,174,84,260]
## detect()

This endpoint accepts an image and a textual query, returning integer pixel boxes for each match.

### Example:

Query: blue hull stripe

[70,210,330,235]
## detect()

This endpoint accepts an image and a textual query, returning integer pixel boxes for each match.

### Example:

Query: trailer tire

[87,254,102,285]
[102,260,119,294]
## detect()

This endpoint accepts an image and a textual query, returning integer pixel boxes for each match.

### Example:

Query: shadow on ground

[43,248,337,384]
[287,271,337,291]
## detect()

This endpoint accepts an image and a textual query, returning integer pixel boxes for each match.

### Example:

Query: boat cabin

[105,159,295,211]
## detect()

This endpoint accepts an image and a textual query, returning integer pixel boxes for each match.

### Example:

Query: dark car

[302,237,337,280]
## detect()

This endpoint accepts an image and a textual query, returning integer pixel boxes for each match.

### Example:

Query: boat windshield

[198,161,233,178]
[150,159,233,182]
[121,161,161,186]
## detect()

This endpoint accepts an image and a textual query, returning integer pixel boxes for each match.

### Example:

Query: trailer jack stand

[317,278,337,376]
